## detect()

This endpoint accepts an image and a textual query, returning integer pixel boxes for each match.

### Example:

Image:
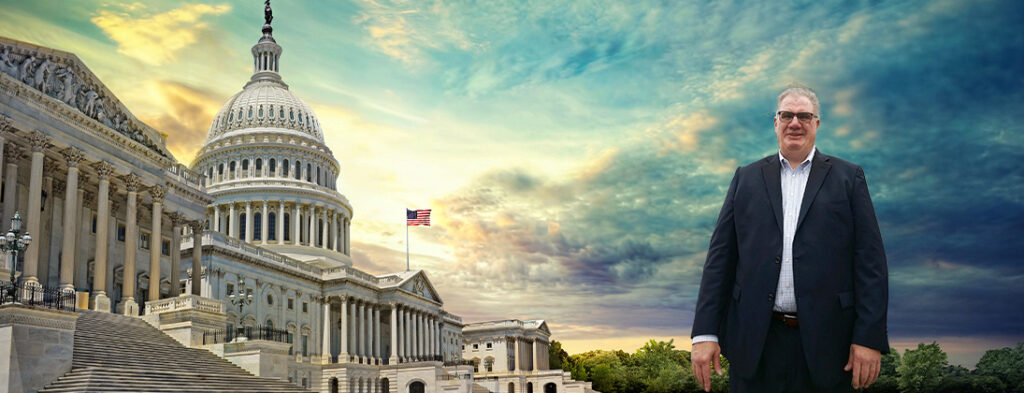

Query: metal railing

[444,359,475,367]
[0,281,76,311]
[202,324,290,344]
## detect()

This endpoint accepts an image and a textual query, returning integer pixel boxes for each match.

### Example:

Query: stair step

[37,311,311,393]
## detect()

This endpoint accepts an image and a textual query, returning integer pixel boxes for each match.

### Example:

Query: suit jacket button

[775,256,781,264]
[768,294,775,300]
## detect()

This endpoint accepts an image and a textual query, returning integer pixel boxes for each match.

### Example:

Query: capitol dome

[191,11,352,268]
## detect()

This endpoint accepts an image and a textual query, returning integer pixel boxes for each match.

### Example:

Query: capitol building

[0,4,594,393]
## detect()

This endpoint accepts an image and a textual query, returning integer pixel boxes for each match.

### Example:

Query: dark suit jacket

[691,151,889,388]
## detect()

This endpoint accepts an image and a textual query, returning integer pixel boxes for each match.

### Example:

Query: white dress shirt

[692,147,815,345]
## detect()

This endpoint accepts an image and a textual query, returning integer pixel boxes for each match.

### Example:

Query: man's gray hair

[777,87,821,120]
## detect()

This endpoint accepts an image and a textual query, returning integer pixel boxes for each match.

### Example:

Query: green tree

[897,342,948,393]
[549,340,570,370]
[974,342,1024,391]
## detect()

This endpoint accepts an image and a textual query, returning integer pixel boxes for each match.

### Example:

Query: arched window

[294,161,302,180]
[268,105,274,118]
[255,158,262,172]
[284,213,291,241]
[544,383,557,393]
[527,382,533,393]
[269,158,276,175]
[509,383,515,393]
[239,213,246,240]
[207,167,213,179]
[229,112,233,122]
[218,163,224,175]
[248,107,253,118]
[242,159,249,171]
[253,212,262,240]
[381,379,389,393]
[268,212,276,241]
[258,106,264,117]
[282,159,289,176]
[229,161,236,179]
[266,294,273,306]
[408,381,424,393]
[280,108,285,118]
[289,110,294,120]
[330,378,339,393]
[306,163,311,182]
[484,357,493,372]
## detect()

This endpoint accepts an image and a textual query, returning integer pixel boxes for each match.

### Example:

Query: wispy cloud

[91,3,230,65]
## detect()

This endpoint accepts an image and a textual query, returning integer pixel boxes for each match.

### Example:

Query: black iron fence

[444,359,474,367]
[0,280,76,311]
[203,324,290,344]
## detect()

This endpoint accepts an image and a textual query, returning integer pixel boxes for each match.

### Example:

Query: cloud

[137,80,223,164]
[91,3,231,65]
[352,0,479,65]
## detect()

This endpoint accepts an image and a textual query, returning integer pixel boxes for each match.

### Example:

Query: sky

[2,0,1023,368]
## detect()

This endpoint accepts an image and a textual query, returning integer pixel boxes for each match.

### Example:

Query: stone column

[2,145,23,228]
[91,162,115,312]
[396,306,405,362]
[374,306,381,363]
[148,186,166,301]
[277,202,284,243]
[261,201,268,243]
[213,205,220,232]
[321,299,332,364]
[321,208,328,250]
[428,316,435,359]
[244,201,253,243]
[405,308,413,361]
[513,337,520,372]
[330,211,338,251]
[349,300,357,361]
[117,174,142,316]
[169,213,185,297]
[190,221,203,296]
[293,203,301,245]
[358,301,366,363]
[417,313,424,360]
[532,340,538,373]
[390,304,399,364]
[58,148,85,292]
[308,205,316,247]
[340,296,349,361]
[344,218,350,255]
[22,132,51,287]
[229,203,237,238]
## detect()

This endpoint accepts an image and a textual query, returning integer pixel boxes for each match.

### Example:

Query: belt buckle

[781,313,797,320]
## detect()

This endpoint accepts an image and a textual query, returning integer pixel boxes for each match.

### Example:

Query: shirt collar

[779,146,816,170]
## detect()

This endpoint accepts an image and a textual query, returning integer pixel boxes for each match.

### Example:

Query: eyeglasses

[777,111,817,124]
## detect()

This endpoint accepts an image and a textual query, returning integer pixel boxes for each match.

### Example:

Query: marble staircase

[38,310,310,393]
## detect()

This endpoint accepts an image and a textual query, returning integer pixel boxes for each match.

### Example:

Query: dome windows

[258,106,264,117]
[289,110,294,120]
[248,107,253,118]
[282,159,289,176]
[280,108,285,118]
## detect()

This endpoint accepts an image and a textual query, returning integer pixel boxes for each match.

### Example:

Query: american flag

[407,209,431,226]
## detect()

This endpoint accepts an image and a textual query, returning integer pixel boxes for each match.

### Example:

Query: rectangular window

[486,342,492,349]
[92,214,97,233]
[226,283,235,296]
[473,343,478,350]
[301,335,308,356]
[162,239,171,256]
[117,223,126,241]
[140,231,150,250]
[288,332,294,355]
[302,302,308,313]
[288,298,294,310]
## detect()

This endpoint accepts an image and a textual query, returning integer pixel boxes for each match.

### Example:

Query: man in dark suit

[689,87,889,392]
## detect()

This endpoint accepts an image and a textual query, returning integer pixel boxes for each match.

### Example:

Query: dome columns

[206,200,350,256]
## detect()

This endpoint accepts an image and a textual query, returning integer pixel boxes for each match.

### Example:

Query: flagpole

[406,218,410,272]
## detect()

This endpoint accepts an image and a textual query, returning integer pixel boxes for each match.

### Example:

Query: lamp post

[228,277,253,341]
[0,211,32,303]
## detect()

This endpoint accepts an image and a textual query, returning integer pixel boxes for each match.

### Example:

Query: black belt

[772,312,799,327]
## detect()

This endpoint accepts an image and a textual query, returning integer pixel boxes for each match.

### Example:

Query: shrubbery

[550,340,1024,393]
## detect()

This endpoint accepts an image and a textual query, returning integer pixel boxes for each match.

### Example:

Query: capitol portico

[0,3,596,393]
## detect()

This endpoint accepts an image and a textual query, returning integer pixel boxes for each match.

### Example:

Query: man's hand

[691,341,723,392]
[844,343,881,388]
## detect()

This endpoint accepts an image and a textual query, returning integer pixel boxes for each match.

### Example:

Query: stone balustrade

[145,293,227,316]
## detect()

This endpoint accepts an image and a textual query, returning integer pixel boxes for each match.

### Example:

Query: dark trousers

[730,317,852,393]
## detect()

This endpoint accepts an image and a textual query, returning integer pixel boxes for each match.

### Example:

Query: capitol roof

[202,7,324,145]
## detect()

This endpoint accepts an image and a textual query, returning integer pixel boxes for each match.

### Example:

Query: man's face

[774,95,819,157]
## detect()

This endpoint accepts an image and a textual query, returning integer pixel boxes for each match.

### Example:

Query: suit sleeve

[691,168,740,339]
[850,166,890,353]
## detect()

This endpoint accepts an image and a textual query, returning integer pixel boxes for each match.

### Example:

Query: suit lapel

[761,155,784,234]
[796,152,832,233]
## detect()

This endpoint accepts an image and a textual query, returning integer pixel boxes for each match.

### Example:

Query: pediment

[398,270,442,304]
[0,36,172,159]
